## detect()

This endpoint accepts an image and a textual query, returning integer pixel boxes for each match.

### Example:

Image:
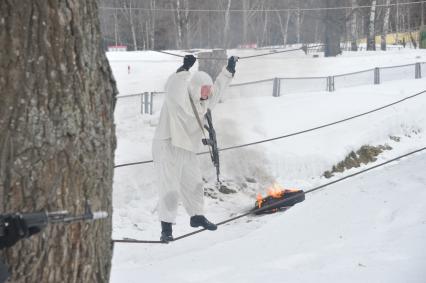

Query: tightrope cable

[114,89,426,168]
[154,45,322,60]
[112,146,426,244]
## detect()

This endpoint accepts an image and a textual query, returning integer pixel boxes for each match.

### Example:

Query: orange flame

[267,182,299,198]
[256,193,263,208]
[267,183,284,198]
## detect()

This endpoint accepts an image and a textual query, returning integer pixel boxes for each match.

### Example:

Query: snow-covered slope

[109,48,426,283]
[111,152,426,283]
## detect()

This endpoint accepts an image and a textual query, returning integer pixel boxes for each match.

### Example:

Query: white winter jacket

[154,67,233,152]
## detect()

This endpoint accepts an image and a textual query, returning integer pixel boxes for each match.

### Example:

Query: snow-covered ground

[109,48,426,283]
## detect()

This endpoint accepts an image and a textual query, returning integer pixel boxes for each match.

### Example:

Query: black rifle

[0,202,108,238]
[202,108,220,183]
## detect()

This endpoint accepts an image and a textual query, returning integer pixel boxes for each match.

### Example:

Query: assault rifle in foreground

[202,108,220,183]
[0,202,108,239]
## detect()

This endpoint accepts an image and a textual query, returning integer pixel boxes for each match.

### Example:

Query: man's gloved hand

[177,55,197,72]
[226,56,239,76]
[0,215,40,249]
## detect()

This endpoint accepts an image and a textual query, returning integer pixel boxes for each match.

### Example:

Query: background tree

[324,0,346,56]
[0,1,117,282]
[350,0,360,50]
[98,0,425,51]
[367,0,378,50]
[381,0,392,50]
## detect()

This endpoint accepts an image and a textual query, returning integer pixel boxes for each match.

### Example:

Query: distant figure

[152,54,238,242]
[402,38,406,48]
[128,65,131,74]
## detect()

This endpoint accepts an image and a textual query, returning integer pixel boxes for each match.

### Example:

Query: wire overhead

[100,1,426,13]
[114,89,426,168]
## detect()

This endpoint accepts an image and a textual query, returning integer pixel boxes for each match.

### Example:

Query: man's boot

[190,215,217,230]
[160,221,173,242]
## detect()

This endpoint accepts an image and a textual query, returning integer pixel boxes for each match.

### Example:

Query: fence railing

[116,92,164,115]
[116,62,426,115]
[227,62,426,98]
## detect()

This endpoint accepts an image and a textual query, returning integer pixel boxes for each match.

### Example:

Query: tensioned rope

[154,44,320,60]
[114,89,426,168]
[100,1,426,13]
[112,146,426,244]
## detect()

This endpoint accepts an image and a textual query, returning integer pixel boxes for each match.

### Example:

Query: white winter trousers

[152,139,204,223]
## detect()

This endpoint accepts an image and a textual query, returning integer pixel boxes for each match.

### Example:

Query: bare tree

[381,0,391,50]
[324,0,345,56]
[147,0,156,49]
[0,1,117,282]
[296,3,302,43]
[350,0,359,50]
[223,0,232,48]
[367,0,377,50]
[276,9,291,46]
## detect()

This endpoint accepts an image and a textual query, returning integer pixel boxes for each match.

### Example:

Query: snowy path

[110,49,426,282]
[111,152,426,283]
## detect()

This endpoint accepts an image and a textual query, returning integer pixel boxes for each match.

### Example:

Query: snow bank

[110,49,426,283]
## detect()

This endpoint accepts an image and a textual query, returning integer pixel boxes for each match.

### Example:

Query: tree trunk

[0,1,117,282]
[284,10,291,46]
[261,8,269,47]
[175,0,190,49]
[396,0,399,44]
[242,0,248,44]
[120,0,138,51]
[276,10,290,46]
[367,0,377,50]
[324,0,344,57]
[350,0,359,51]
[296,6,302,43]
[129,1,138,50]
[150,0,156,50]
[223,0,232,48]
[381,0,391,51]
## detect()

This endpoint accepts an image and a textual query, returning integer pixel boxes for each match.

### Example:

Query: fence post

[272,78,281,97]
[145,92,150,114]
[374,67,380,84]
[141,93,144,114]
[415,63,421,79]
[141,92,150,114]
[327,76,335,92]
[150,92,154,114]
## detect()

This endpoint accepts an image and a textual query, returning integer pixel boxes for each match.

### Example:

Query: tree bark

[381,0,391,51]
[150,0,156,50]
[276,10,290,46]
[296,6,302,44]
[350,0,359,51]
[223,0,232,48]
[367,0,377,50]
[128,1,138,50]
[0,1,117,282]
[324,0,344,57]
[174,0,190,49]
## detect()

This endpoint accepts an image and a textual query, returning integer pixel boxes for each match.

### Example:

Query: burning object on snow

[254,183,305,215]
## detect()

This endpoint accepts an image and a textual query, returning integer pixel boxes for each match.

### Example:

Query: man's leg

[179,151,217,231]
[153,140,180,241]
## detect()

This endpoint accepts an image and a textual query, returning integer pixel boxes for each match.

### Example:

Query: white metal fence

[226,62,425,98]
[334,69,375,89]
[116,62,426,115]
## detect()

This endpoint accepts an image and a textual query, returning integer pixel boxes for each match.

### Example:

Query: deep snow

[109,48,426,283]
